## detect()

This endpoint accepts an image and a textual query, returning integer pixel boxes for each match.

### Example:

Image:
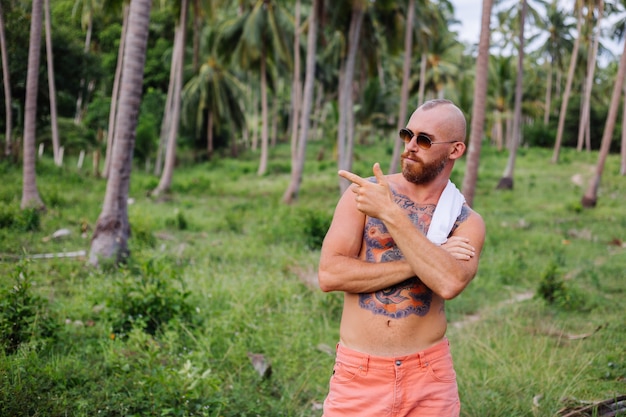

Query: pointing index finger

[338,170,367,186]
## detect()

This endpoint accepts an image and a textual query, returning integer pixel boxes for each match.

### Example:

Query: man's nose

[405,136,420,152]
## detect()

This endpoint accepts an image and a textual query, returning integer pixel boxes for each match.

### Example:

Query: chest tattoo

[359,191,435,318]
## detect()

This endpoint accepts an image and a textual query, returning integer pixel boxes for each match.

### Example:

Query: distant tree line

[1,0,625,264]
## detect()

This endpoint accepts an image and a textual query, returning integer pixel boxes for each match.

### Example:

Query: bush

[0,204,41,232]
[302,208,332,250]
[0,202,18,229]
[104,258,196,338]
[0,262,59,354]
[537,262,588,311]
[523,122,557,148]
[17,208,41,232]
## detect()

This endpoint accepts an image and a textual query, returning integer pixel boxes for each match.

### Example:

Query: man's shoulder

[454,204,483,228]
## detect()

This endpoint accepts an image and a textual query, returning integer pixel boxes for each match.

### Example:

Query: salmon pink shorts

[322,338,460,417]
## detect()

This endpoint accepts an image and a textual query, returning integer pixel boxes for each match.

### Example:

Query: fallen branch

[0,250,87,261]
[558,395,626,417]
[29,250,87,259]
[532,324,605,341]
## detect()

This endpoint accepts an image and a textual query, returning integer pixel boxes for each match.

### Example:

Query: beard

[401,151,448,185]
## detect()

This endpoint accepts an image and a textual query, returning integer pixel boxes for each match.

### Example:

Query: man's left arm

[385,206,485,299]
[339,163,485,300]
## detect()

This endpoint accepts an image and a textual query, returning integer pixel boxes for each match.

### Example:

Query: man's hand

[339,163,396,220]
[441,236,476,260]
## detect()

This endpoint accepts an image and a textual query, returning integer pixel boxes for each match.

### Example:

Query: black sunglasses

[399,128,458,150]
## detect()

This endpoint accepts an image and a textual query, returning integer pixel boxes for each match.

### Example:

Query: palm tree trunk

[153,0,188,196]
[103,4,129,179]
[418,53,427,105]
[288,0,301,164]
[543,57,553,125]
[21,0,45,210]
[0,1,12,157]
[581,39,626,208]
[462,0,493,206]
[74,13,93,125]
[577,1,602,152]
[257,45,269,176]
[282,0,318,204]
[155,14,181,177]
[337,4,364,194]
[619,86,626,175]
[89,0,152,266]
[552,0,583,163]
[389,0,415,175]
[270,91,279,147]
[207,111,214,159]
[192,0,201,72]
[497,0,526,190]
[44,0,60,166]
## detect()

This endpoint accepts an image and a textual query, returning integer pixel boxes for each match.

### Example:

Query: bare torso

[339,191,449,356]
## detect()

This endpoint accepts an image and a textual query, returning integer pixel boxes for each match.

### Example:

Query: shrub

[130,213,157,248]
[17,208,41,232]
[0,204,41,232]
[0,262,59,354]
[523,121,557,148]
[0,202,18,229]
[302,209,332,250]
[537,262,588,311]
[104,258,195,338]
[537,262,566,304]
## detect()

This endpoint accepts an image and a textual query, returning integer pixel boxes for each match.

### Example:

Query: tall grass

[0,142,624,416]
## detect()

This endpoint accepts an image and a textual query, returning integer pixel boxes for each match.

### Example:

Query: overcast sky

[449,0,622,61]
[450,0,482,45]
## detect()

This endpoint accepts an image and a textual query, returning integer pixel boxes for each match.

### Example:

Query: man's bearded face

[401,151,448,185]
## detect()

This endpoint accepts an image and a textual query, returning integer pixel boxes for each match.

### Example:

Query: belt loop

[417,351,425,367]
[360,354,369,372]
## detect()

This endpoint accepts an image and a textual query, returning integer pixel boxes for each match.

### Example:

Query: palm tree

[283,0,319,204]
[488,55,515,151]
[21,0,45,210]
[621,82,626,176]
[389,0,456,173]
[89,0,152,266]
[612,0,626,175]
[462,0,494,207]
[423,30,464,99]
[0,1,12,157]
[539,0,574,125]
[389,0,422,174]
[103,3,130,178]
[577,0,604,152]
[152,0,189,197]
[336,2,365,193]
[72,0,101,124]
[581,39,626,207]
[287,0,302,166]
[552,0,584,163]
[44,0,60,165]
[217,0,292,176]
[180,49,245,160]
[497,0,527,190]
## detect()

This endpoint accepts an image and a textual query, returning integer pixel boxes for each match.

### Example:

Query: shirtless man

[318,99,485,417]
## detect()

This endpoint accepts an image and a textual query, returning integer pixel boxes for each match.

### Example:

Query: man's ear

[449,142,466,160]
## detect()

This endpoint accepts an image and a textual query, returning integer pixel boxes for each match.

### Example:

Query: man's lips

[401,153,421,163]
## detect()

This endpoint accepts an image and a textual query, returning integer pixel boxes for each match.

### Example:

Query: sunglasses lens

[399,128,413,143]
[416,134,432,149]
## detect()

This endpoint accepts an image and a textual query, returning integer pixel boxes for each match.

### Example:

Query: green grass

[0,141,624,416]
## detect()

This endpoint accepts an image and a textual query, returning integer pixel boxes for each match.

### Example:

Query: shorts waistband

[335,338,450,370]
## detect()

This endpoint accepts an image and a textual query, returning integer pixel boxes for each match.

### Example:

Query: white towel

[426,180,465,245]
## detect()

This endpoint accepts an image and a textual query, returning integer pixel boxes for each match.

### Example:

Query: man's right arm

[317,189,414,294]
